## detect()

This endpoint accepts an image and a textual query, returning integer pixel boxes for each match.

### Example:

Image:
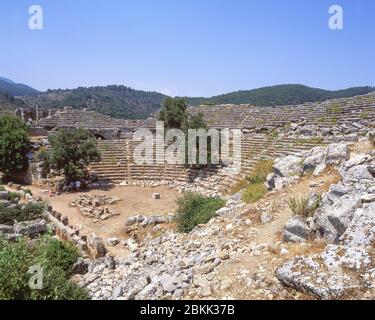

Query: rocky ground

[70,133,375,300]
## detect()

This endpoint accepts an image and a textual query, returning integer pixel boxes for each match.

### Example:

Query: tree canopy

[0,115,29,177]
[47,129,101,183]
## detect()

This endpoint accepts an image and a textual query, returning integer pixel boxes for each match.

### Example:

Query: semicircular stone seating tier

[38,93,375,194]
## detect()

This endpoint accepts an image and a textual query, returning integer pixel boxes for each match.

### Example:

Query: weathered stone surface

[107,237,120,246]
[326,184,353,202]
[277,152,375,299]
[314,195,362,242]
[13,219,47,237]
[152,193,161,200]
[72,257,89,275]
[0,191,9,200]
[276,244,373,300]
[313,163,326,176]
[88,235,107,259]
[261,212,273,224]
[342,165,374,185]
[303,147,326,172]
[340,203,375,247]
[265,173,276,190]
[273,155,303,177]
[283,216,311,242]
[325,143,350,165]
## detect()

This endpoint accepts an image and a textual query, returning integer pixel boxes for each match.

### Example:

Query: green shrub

[0,185,6,192]
[239,160,273,203]
[47,129,101,183]
[35,149,50,165]
[0,238,33,300]
[35,238,79,275]
[288,194,322,218]
[242,182,267,203]
[246,160,274,185]
[0,237,89,300]
[0,115,29,176]
[175,193,225,233]
[8,192,22,203]
[0,202,46,225]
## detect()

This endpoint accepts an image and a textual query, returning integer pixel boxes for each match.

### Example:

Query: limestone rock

[283,216,311,242]
[314,194,362,242]
[273,155,303,177]
[303,147,326,172]
[0,191,9,200]
[325,143,350,165]
[13,219,47,237]
[88,235,107,258]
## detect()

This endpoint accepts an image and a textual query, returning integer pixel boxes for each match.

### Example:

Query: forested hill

[0,77,39,96]
[0,91,26,114]
[1,77,374,119]
[185,84,375,106]
[21,85,168,119]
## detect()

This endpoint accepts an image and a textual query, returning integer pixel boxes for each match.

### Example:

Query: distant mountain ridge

[185,84,375,107]
[0,76,374,119]
[0,76,40,96]
[21,85,167,119]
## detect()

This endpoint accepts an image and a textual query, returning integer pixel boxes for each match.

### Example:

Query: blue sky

[1,0,374,96]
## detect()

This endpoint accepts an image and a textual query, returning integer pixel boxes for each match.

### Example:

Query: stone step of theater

[189,92,375,129]
[89,134,325,192]
[88,92,374,190]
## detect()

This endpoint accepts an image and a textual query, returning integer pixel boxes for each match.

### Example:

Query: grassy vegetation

[288,194,322,218]
[8,192,22,203]
[317,117,325,123]
[360,111,369,119]
[246,160,274,184]
[229,160,274,198]
[235,160,274,204]
[229,179,249,195]
[0,202,46,225]
[268,130,279,140]
[295,137,324,145]
[242,183,267,203]
[0,185,5,192]
[329,104,342,114]
[175,192,225,233]
[0,236,89,300]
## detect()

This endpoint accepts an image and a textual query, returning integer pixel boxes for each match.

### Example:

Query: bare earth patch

[27,185,179,255]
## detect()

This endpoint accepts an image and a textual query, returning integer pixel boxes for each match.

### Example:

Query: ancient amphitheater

[4,92,375,300]
[32,92,375,195]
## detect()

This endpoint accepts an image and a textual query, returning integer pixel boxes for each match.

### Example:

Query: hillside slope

[21,85,167,119]
[0,77,39,96]
[0,92,25,114]
[185,84,375,106]
[2,76,374,119]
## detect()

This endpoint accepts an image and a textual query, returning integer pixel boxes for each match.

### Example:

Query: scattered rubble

[70,195,121,221]
[277,142,375,299]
